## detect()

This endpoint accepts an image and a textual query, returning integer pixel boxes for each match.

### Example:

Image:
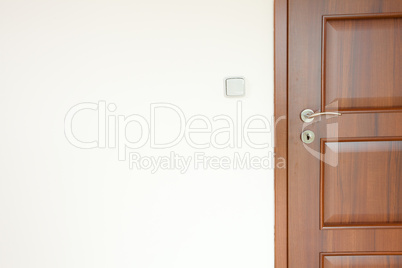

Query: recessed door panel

[322,254,402,268]
[321,139,402,228]
[323,15,402,112]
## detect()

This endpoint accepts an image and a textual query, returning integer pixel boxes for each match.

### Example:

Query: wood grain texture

[321,139,402,228]
[322,253,402,268]
[286,0,402,267]
[274,0,288,267]
[323,14,402,112]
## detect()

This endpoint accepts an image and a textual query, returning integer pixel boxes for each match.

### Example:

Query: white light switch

[225,77,245,96]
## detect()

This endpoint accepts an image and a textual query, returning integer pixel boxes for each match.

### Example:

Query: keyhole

[301,130,315,144]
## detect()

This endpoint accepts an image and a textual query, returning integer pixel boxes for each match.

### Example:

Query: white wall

[0,0,274,267]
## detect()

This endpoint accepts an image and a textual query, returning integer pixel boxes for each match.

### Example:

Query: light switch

[225,77,245,96]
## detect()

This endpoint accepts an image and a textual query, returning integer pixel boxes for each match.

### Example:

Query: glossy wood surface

[286,0,402,267]
[322,139,402,228]
[323,16,402,111]
[274,0,288,267]
[322,253,402,268]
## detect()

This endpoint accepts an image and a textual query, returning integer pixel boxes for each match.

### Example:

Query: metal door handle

[301,109,341,122]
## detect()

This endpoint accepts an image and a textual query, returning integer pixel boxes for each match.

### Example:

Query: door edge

[274,0,288,267]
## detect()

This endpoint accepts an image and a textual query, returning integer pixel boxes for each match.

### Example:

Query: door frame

[274,0,288,267]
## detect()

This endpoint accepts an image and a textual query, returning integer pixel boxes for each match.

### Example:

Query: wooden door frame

[274,0,288,267]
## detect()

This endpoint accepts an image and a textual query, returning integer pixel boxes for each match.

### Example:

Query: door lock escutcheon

[301,130,315,144]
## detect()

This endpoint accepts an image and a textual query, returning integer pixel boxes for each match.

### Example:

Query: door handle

[301,109,342,123]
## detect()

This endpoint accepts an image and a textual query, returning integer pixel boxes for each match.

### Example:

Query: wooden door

[275,0,402,267]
